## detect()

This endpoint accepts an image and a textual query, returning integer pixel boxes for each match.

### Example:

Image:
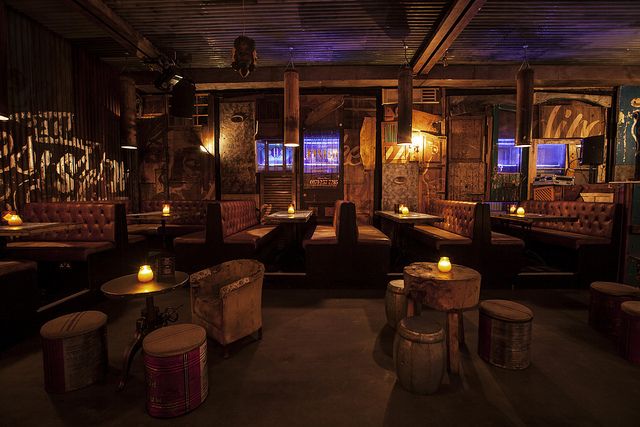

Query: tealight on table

[403,262,481,375]
[101,271,189,391]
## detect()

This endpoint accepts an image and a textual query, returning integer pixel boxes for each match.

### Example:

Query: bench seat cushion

[413,225,472,249]
[302,225,337,248]
[6,241,115,262]
[128,234,146,245]
[224,225,278,250]
[127,223,159,235]
[174,230,206,246]
[491,232,525,247]
[0,260,37,276]
[528,227,610,250]
[358,225,391,246]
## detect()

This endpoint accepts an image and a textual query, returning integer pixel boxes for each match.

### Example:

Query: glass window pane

[497,138,521,173]
[537,144,566,171]
[256,140,266,172]
[268,143,284,172]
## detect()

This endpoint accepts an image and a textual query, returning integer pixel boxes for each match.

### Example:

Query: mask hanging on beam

[231,35,257,78]
[397,64,413,145]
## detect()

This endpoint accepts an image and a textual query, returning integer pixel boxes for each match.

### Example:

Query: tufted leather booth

[303,200,390,287]
[139,200,211,226]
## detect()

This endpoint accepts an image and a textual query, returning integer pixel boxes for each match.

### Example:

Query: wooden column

[119,75,137,148]
[0,1,9,120]
[284,68,299,206]
[397,65,413,145]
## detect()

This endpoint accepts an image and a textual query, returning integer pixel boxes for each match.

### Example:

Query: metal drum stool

[385,279,407,329]
[40,311,108,393]
[619,301,640,365]
[478,300,533,370]
[393,316,445,395]
[143,323,208,418]
[589,282,640,340]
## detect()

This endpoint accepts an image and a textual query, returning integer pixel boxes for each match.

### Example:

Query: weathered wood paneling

[447,116,486,201]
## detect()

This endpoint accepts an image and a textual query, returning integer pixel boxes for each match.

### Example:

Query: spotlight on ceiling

[154,66,184,91]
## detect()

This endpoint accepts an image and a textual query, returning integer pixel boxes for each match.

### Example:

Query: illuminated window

[537,144,566,174]
[497,138,521,173]
[256,140,293,172]
[193,93,208,126]
[303,130,340,175]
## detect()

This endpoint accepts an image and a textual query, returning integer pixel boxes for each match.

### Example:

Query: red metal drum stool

[589,282,640,340]
[478,300,533,370]
[142,323,208,418]
[40,311,108,393]
[619,301,640,365]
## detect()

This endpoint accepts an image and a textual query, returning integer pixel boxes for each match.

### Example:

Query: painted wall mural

[615,86,640,181]
[219,101,257,195]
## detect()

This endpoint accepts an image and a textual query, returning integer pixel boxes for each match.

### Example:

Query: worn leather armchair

[190,259,265,357]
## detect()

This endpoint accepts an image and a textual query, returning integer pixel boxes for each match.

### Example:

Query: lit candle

[7,214,23,226]
[401,206,409,216]
[288,204,295,215]
[398,204,405,214]
[509,205,517,214]
[162,203,170,216]
[437,256,452,273]
[138,265,154,283]
[516,207,525,216]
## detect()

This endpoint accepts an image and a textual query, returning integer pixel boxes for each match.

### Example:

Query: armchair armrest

[220,277,252,299]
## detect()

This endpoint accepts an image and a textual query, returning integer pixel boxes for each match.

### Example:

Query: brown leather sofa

[303,200,390,287]
[0,260,38,348]
[520,200,621,284]
[174,200,280,272]
[5,202,127,297]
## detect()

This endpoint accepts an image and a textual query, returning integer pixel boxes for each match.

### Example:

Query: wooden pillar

[213,94,222,201]
[397,65,413,145]
[120,76,137,149]
[0,1,9,121]
[284,68,300,206]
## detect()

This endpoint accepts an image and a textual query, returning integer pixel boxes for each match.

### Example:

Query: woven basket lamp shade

[515,65,534,147]
[397,64,413,145]
[284,68,299,147]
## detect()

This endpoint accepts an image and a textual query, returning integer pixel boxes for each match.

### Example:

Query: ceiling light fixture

[397,42,413,145]
[515,45,534,148]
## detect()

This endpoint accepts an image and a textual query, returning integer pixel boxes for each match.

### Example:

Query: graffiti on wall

[0,111,126,209]
[615,86,640,181]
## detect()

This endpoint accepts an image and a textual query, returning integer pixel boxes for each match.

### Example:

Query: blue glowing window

[497,138,521,173]
[537,144,566,171]
[303,130,340,175]
[256,140,293,172]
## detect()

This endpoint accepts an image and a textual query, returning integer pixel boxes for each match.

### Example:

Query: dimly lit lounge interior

[1,0,640,425]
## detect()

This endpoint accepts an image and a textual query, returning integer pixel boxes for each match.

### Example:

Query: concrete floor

[1,288,639,426]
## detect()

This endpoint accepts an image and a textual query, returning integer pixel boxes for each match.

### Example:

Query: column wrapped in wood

[515,66,534,147]
[120,75,137,149]
[283,68,299,147]
[397,65,413,145]
[0,1,9,120]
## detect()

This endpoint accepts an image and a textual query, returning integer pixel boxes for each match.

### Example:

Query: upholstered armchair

[190,259,265,357]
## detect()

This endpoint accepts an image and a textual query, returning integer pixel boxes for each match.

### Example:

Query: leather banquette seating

[303,200,390,287]
[128,200,212,240]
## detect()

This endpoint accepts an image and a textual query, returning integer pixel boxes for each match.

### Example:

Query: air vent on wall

[382,88,441,105]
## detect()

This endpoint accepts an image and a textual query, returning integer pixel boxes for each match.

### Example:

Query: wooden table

[264,210,314,271]
[0,222,83,253]
[101,271,189,391]
[264,210,314,224]
[127,212,183,248]
[491,212,578,230]
[403,262,481,375]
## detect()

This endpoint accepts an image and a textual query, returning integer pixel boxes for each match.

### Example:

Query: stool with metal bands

[393,316,445,395]
[619,301,640,365]
[40,310,108,393]
[589,282,640,340]
[385,279,407,330]
[143,323,208,418]
[478,300,533,370]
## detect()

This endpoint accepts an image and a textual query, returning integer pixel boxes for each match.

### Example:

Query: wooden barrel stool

[143,323,208,418]
[40,311,108,393]
[478,300,533,370]
[393,316,445,395]
[385,279,407,329]
[589,282,640,340]
[619,301,640,365]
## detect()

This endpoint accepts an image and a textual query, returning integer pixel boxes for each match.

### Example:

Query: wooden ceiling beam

[62,0,164,62]
[411,0,486,76]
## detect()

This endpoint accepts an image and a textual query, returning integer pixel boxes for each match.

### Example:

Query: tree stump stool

[403,262,481,375]
[589,282,640,340]
[619,301,640,365]
[143,323,208,418]
[40,311,108,393]
[385,279,407,329]
[478,300,533,370]
[393,316,445,395]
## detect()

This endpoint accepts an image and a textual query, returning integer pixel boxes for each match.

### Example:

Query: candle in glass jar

[162,204,170,216]
[437,257,452,273]
[401,206,409,215]
[288,204,295,214]
[509,205,517,214]
[516,207,525,216]
[7,214,23,226]
[138,265,154,283]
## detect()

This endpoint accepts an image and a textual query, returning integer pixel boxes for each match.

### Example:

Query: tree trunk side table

[403,262,481,375]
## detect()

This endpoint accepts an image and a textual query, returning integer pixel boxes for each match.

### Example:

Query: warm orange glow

[138,265,154,283]
[516,207,525,216]
[162,204,171,216]
[437,257,452,273]
[7,214,23,226]
[509,205,517,214]
[288,204,295,215]
[401,206,409,216]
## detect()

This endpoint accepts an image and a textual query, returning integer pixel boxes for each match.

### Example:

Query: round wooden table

[403,262,481,375]
[101,271,189,391]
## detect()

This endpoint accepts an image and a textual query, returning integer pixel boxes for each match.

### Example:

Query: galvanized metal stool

[589,281,640,340]
[385,279,407,329]
[143,323,208,418]
[478,300,533,370]
[40,310,108,393]
[619,301,640,365]
[393,316,445,395]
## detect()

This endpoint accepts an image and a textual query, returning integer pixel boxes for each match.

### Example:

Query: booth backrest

[206,201,259,245]
[140,200,212,225]
[21,202,123,244]
[333,200,358,245]
[521,200,617,238]
[427,199,486,241]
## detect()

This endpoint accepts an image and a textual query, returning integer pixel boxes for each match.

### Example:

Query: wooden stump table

[403,262,481,375]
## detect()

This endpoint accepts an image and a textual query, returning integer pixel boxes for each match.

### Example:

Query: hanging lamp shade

[120,76,138,149]
[515,65,534,147]
[397,64,413,145]
[283,68,299,147]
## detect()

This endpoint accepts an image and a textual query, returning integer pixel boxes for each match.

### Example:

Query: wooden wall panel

[447,116,486,201]
[219,101,256,195]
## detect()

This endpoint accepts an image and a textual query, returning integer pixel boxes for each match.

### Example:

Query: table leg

[406,293,422,318]
[117,330,144,391]
[160,219,167,249]
[447,311,460,375]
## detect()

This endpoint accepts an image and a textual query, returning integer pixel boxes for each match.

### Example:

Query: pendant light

[283,49,299,148]
[515,45,534,147]
[120,76,137,150]
[397,43,412,145]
